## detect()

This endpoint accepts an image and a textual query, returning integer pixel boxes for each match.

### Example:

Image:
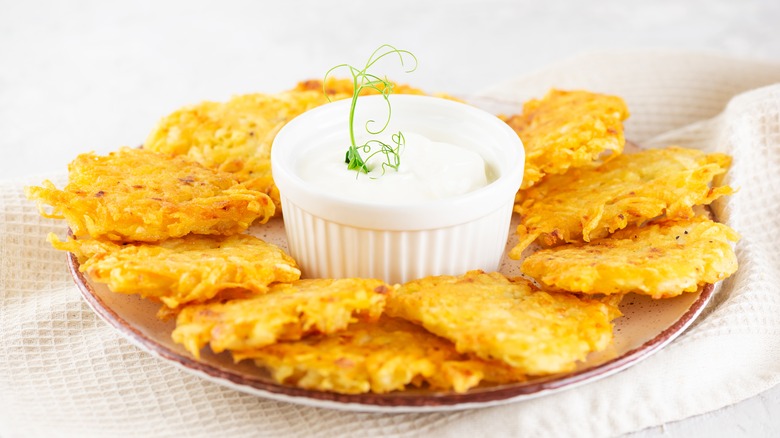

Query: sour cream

[298,132,489,204]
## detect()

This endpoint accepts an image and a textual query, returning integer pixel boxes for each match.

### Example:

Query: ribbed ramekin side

[282,198,514,284]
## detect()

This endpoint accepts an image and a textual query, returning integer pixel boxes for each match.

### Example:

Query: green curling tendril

[323,44,418,174]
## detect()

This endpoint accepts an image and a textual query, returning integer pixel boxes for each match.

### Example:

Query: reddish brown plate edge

[69,252,714,411]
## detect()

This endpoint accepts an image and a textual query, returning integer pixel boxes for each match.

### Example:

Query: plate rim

[69,252,715,412]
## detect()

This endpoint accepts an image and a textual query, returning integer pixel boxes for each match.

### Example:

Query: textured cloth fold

[2,52,780,437]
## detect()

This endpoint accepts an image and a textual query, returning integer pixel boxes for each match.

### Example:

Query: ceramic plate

[71,212,716,412]
[70,96,718,411]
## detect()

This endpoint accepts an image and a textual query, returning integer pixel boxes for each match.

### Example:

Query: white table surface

[2,1,779,436]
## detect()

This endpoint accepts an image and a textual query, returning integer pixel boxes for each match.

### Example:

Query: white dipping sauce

[298,132,488,203]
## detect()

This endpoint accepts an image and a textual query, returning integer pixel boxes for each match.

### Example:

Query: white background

[2,1,779,436]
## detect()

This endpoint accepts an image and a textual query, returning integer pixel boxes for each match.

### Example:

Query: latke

[172,278,391,358]
[501,89,629,189]
[233,316,525,394]
[52,233,300,309]
[522,217,739,298]
[386,270,621,375]
[26,147,274,242]
[510,146,734,257]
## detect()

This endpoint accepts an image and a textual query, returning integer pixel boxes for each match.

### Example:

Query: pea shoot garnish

[324,45,418,174]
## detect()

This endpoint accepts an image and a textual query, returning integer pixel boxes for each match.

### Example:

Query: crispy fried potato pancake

[510,146,734,258]
[233,316,525,394]
[501,89,630,189]
[294,77,429,98]
[145,78,431,213]
[25,147,274,242]
[172,278,391,359]
[385,270,621,375]
[144,89,328,209]
[52,233,300,309]
[522,217,739,298]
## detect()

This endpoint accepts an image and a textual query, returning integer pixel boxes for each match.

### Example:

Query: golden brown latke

[144,90,325,209]
[522,217,739,299]
[172,278,391,359]
[233,316,525,394]
[25,147,274,242]
[501,89,630,189]
[294,77,429,98]
[510,146,734,258]
[385,270,621,375]
[145,78,431,213]
[52,233,300,309]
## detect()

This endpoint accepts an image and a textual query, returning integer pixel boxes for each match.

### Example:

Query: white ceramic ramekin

[271,94,524,284]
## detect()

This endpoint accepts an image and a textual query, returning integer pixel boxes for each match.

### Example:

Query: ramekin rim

[271,94,524,230]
